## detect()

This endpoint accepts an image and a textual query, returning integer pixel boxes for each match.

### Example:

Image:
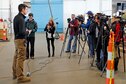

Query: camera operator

[77,15,85,41]
[111,16,122,71]
[88,13,110,69]
[66,14,79,53]
[87,15,100,65]
[83,11,94,58]
[96,14,110,70]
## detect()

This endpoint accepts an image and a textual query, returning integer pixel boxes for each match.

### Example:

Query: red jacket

[68,19,79,35]
[114,22,122,43]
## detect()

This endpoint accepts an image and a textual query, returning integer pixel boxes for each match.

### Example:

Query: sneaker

[65,50,70,53]
[17,76,31,83]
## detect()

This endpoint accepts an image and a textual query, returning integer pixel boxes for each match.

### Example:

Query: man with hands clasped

[25,13,38,59]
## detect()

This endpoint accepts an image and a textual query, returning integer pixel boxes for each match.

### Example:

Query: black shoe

[119,56,121,59]
[26,57,29,60]
[114,57,119,71]
[72,51,76,53]
[52,54,54,57]
[65,51,70,53]
[48,55,50,58]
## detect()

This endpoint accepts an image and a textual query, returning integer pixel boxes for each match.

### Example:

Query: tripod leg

[78,47,84,64]
[60,28,69,57]
[78,34,80,54]
[60,42,65,57]
[78,46,84,64]
[78,41,86,64]
[88,50,90,58]
[77,37,84,50]
[122,38,125,72]
[100,62,107,77]
[68,50,72,59]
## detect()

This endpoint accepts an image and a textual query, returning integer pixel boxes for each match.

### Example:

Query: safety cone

[0,18,3,22]
[106,31,114,84]
[60,34,64,41]
[2,24,7,40]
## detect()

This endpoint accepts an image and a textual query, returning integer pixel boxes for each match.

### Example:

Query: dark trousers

[88,35,95,57]
[26,37,35,58]
[96,44,102,62]
[46,38,55,56]
[103,45,108,66]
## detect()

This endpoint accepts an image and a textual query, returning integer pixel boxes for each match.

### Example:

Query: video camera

[76,15,84,23]
[67,18,71,23]
[96,13,111,23]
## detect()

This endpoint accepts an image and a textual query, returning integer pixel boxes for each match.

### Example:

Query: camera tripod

[60,27,69,57]
[54,22,60,39]
[78,29,87,64]
[60,27,86,60]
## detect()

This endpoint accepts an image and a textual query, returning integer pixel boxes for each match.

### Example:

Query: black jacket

[13,13,27,39]
[88,21,100,37]
[96,23,110,50]
[44,24,55,39]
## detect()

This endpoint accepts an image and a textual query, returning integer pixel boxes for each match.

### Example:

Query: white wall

[101,0,112,15]
[11,0,24,21]
[0,0,31,33]
[0,0,10,20]
[63,0,112,31]
[0,0,31,20]
[1,0,112,32]
[63,0,86,30]
[0,0,23,20]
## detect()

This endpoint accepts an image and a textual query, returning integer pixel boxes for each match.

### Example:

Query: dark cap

[86,11,93,15]
[28,13,33,17]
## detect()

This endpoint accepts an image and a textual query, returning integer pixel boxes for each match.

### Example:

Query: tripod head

[56,22,59,25]
[67,18,71,23]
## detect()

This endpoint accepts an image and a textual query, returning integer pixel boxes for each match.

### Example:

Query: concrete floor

[0,33,126,84]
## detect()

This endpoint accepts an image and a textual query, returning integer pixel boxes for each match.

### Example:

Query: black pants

[26,37,35,58]
[103,45,108,66]
[96,44,102,62]
[46,38,55,56]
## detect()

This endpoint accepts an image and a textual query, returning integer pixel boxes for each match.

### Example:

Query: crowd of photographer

[65,11,126,71]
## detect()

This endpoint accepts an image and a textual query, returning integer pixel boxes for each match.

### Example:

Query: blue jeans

[87,35,95,57]
[66,35,77,52]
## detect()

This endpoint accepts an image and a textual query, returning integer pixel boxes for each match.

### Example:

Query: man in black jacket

[12,4,31,83]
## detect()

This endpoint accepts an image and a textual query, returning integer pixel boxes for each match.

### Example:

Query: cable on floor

[26,58,54,77]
